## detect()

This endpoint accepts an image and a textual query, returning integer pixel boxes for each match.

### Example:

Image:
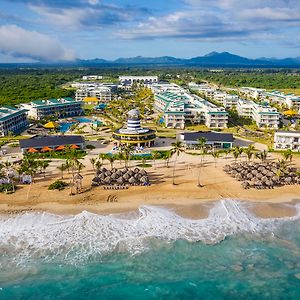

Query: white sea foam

[0,199,299,264]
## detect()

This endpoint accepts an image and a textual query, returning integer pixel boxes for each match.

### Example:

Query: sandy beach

[1,150,300,219]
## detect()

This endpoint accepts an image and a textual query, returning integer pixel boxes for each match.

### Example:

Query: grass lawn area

[0,135,30,142]
[278,89,300,95]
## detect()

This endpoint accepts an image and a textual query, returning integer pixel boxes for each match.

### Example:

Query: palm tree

[282,149,293,164]
[197,137,207,187]
[165,150,172,168]
[99,153,106,164]
[211,150,221,168]
[256,150,268,163]
[170,141,185,185]
[106,156,116,169]
[57,163,68,179]
[232,146,243,162]
[151,150,160,167]
[38,160,49,178]
[223,148,231,160]
[89,157,97,172]
[244,145,255,162]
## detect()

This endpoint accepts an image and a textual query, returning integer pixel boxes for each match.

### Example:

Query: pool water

[59,122,76,133]
[74,117,92,123]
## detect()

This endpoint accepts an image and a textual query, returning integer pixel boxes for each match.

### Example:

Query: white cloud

[0,25,75,61]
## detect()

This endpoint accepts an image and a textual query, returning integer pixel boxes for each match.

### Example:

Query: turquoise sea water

[0,200,299,299]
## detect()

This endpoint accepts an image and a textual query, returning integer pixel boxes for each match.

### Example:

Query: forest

[0,68,299,106]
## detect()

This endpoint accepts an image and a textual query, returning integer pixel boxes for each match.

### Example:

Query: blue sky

[0,0,299,62]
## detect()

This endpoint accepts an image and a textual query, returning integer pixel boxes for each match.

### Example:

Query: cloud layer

[0,25,75,61]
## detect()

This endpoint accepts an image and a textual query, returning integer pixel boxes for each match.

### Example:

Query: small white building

[75,86,111,103]
[213,92,239,109]
[264,90,300,110]
[274,131,300,151]
[82,75,103,80]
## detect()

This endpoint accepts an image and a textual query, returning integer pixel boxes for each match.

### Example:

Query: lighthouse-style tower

[112,108,156,147]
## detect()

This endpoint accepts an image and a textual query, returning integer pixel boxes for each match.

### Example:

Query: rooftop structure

[19,135,85,153]
[179,131,234,149]
[20,98,83,120]
[0,106,29,136]
[112,109,156,147]
[274,131,300,151]
[237,99,279,129]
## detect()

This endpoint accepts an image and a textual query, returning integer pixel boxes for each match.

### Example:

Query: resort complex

[112,109,156,147]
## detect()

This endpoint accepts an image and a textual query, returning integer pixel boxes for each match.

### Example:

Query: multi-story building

[75,86,111,103]
[119,76,158,86]
[21,98,83,120]
[237,99,279,129]
[188,82,216,98]
[264,90,300,110]
[154,86,228,129]
[274,131,300,151]
[0,106,28,136]
[213,92,239,109]
[240,87,265,100]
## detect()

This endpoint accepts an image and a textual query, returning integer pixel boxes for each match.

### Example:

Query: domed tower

[112,108,156,147]
[126,109,142,132]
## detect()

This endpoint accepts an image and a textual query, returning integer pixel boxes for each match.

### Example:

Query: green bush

[48,180,68,191]
[0,183,15,193]
[86,144,96,150]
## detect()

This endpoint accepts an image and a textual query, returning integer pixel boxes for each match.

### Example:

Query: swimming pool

[59,122,76,133]
[74,117,92,123]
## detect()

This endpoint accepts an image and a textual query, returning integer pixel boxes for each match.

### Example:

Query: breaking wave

[0,199,299,265]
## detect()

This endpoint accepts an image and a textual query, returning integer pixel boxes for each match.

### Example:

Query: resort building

[0,106,29,136]
[119,76,158,86]
[21,98,84,120]
[19,135,85,153]
[154,88,228,129]
[75,85,111,104]
[237,99,280,129]
[112,109,156,147]
[188,82,216,98]
[240,87,265,100]
[264,91,300,110]
[82,75,103,80]
[179,131,234,149]
[274,131,300,151]
[213,92,239,109]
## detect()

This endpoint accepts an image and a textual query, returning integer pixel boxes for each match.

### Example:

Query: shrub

[86,144,96,150]
[0,183,15,193]
[48,180,68,191]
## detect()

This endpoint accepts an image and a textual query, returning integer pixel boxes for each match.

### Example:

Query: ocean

[0,200,299,299]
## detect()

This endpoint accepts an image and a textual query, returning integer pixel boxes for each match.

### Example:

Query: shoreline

[1,196,299,220]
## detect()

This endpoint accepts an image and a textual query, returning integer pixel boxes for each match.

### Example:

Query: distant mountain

[2,52,300,68]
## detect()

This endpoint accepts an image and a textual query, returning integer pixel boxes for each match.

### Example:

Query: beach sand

[0,152,300,219]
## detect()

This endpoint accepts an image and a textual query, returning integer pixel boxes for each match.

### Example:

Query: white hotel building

[0,106,29,136]
[119,76,158,86]
[75,85,112,103]
[264,90,300,111]
[237,99,280,129]
[240,87,265,100]
[274,131,300,151]
[213,92,239,109]
[21,98,83,120]
[154,84,228,129]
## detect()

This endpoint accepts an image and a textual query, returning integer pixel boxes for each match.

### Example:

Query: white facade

[264,91,300,110]
[0,106,28,136]
[188,82,216,98]
[213,92,239,109]
[82,75,103,80]
[240,87,265,99]
[237,99,279,129]
[21,98,83,120]
[75,86,111,103]
[274,131,300,151]
[119,76,158,86]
